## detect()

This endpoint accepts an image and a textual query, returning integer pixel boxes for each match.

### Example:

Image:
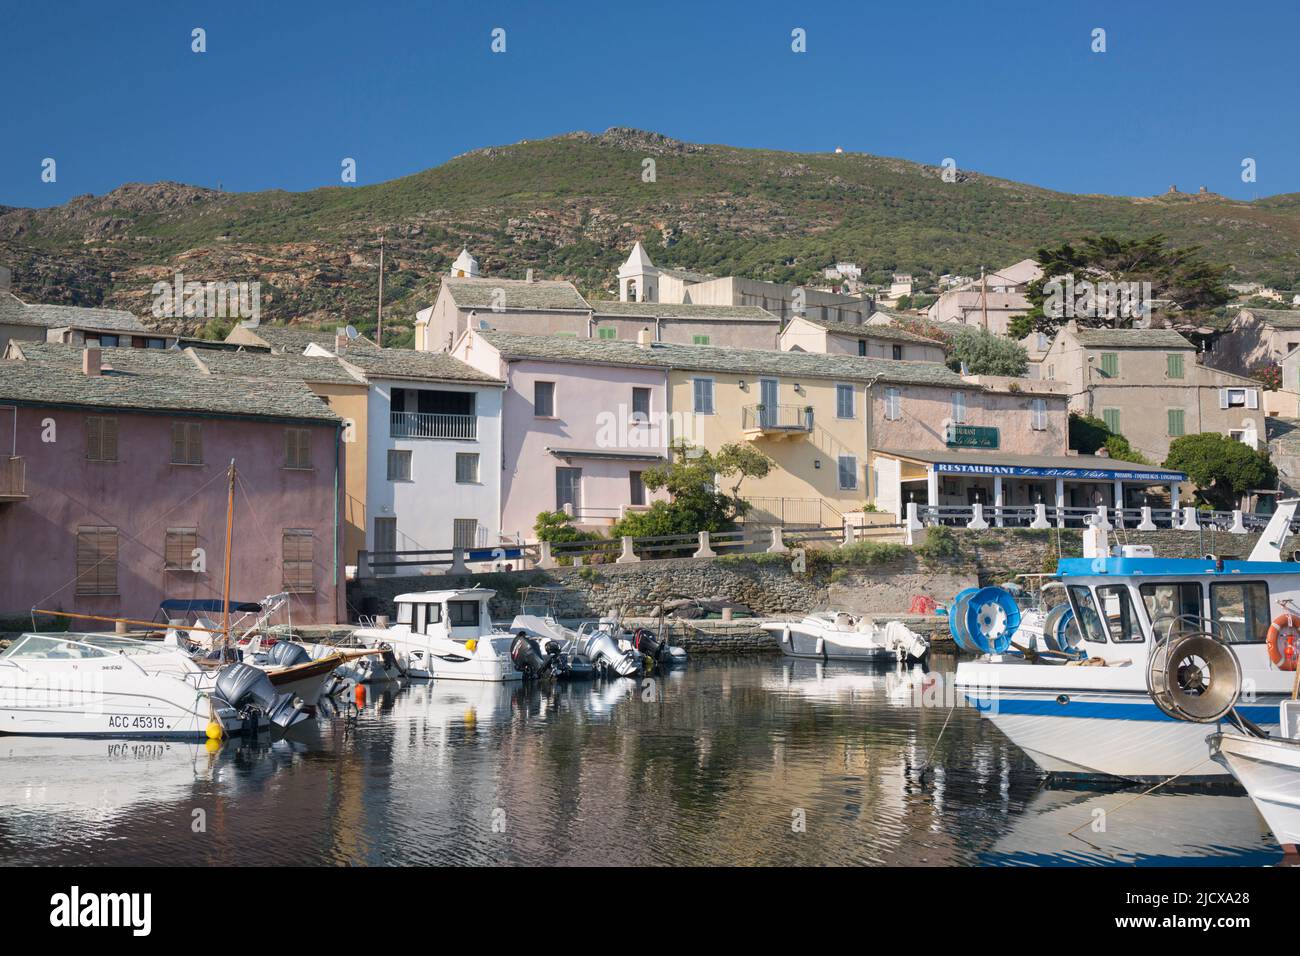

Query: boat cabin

[392,589,496,642]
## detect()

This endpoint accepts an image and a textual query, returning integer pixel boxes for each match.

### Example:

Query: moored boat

[760,611,929,663]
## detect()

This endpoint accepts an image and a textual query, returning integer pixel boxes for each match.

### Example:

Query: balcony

[741,404,813,441]
[0,457,26,501]
[390,411,477,440]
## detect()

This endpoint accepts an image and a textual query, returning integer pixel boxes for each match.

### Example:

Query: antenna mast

[377,235,385,348]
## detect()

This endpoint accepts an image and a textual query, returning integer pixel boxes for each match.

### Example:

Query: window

[692,334,710,345]
[835,383,855,419]
[629,471,646,506]
[452,518,478,549]
[170,422,202,465]
[951,392,967,424]
[1095,585,1144,643]
[1220,388,1258,410]
[85,416,118,462]
[1102,408,1121,434]
[1167,408,1185,437]
[857,340,867,357]
[534,381,555,417]
[447,600,481,628]
[284,428,311,469]
[837,455,858,491]
[597,326,616,340]
[387,449,412,481]
[455,452,479,483]
[75,527,118,595]
[164,528,198,572]
[555,467,582,513]
[884,387,902,421]
[891,344,903,360]
[631,387,651,423]
[1166,353,1185,379]
[1046,364,1055,380]
[1031,398,1048,431]
[692,378,715,414]
[95,334,120,348]
[1099,352,1118,378]
[1067,585,1108,644]
[1210,582,1270,644]
[1139,582,1203,636]
[282,530,314,593]
[1036,332,1049,351]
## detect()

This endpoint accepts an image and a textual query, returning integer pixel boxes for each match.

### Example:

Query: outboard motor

[212,662,311,732]
[579,628,641,678]
[263,641,311,668]
[510,633,565,679]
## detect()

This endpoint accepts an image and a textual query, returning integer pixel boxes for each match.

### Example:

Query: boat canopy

[393,589,496,603]
[1058,557,1300,579]
[159,598,263,614]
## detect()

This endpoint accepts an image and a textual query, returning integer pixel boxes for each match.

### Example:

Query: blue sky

[2,0,1296,208]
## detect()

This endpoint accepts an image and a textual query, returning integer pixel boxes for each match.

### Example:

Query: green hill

[3,127,1300,346]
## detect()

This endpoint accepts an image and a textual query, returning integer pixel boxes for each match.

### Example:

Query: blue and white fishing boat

[954,500,1300,783]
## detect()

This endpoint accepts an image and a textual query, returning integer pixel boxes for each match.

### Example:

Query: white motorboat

[1209,699,1300,854]
[760,611,930,663]
[352,588,519,682]
[0,632,306,739]
[955,504,1300,782]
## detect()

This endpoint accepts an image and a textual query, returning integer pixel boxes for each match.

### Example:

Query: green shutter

[1166,353,1184,378]
[1099,352,1118,377]
[1167,408,1185,437]
[597,327,616,340]
[1102,408,1121,434]
[693,334,710,345]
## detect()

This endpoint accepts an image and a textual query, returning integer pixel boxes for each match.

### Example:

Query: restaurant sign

[934,462,1187,482]
[946,424,999,449]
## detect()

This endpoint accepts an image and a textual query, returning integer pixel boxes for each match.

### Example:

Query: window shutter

[1219,389,1229,410]
[86,418,101,461]
[1247,389,1259,410]
[165,528,198,571]
[172,422,187,463]
[102,418,118,461]
[76,527,118,595]
[282,530,314,593]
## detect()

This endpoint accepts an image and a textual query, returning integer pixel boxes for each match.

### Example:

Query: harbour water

[0,657,1280,866]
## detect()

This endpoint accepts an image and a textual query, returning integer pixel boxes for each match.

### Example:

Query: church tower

[450,247,480,278]
[617,241,658,302]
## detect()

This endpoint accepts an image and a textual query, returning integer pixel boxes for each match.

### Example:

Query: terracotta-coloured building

[0,350,345,625]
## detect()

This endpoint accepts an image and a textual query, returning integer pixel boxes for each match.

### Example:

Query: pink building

[454,328,669,541]
[0,353,345,625]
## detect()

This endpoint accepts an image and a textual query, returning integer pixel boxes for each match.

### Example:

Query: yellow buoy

[205,737,221,753]
[465,639,478,652]
[206,721,224,740]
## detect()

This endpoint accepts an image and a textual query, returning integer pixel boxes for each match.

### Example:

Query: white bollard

[1093,504,1112,531]
[1229,510,1247,534]
[843,522,857,546]
[1136,506,1157,531]
[694,530,716,559]
[966,503,989,531]
[1029,503,1050,529]
[537,541,557,570]
[448,547,468,575]
[905,502,923,533]
[616,535,640,563]
[1180,506,1200,531]
[767,527,787,554]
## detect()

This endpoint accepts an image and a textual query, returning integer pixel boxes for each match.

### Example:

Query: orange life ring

[1266,613,1300,670]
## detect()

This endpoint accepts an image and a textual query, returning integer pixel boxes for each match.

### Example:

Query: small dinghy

[761,611,929,663]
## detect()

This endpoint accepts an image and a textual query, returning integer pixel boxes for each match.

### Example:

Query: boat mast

[221,459,236,653]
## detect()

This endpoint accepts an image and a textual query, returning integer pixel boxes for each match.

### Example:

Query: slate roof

[1071,327,1194,349]
[8,341,365,386]
[0,292,147,332]
[796,315,944,345]
[589,300,779,322]
[336,345,503,385]
[475,330,973,388]
[244,325,376,353]
[0,358,339,423]
[442,277,591,312]
[1240,308,1300,330]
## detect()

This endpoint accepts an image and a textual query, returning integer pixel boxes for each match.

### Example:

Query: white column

[1169,482,1180,528]
[967,502,989,530]
[767,527,787,553]
[537,541,557,570]
[1030,503,1050,529]
[927,468,939,510]
[449,547,468,575]
[1137,506,1157,531]
[1229,510,1247,534]
[694,531,716,559]
[1055,478,1065,529]
[1113,479,1124,528]
[993,475,1004,527]
[616,536,640,564]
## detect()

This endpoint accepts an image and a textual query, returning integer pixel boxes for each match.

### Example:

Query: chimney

[525,268,535,283]
[335,328,347,353]
[637,327,653,347]
[83,347,101,376]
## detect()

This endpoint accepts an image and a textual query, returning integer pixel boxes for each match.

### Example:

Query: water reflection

[0,658,1279,866]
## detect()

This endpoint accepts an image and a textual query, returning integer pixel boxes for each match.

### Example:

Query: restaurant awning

[876,448,1186,483]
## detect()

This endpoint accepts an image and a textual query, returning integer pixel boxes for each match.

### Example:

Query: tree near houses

[610,441,773,538]
[1010,234,1231,338]
[944,327,1028,376]
[1163,433,1277,511]
[1067,413,1150,464]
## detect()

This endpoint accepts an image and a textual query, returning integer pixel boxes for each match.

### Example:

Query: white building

[332,346,507,558]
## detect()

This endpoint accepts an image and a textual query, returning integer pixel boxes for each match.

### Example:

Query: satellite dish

[344,325,359,340]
